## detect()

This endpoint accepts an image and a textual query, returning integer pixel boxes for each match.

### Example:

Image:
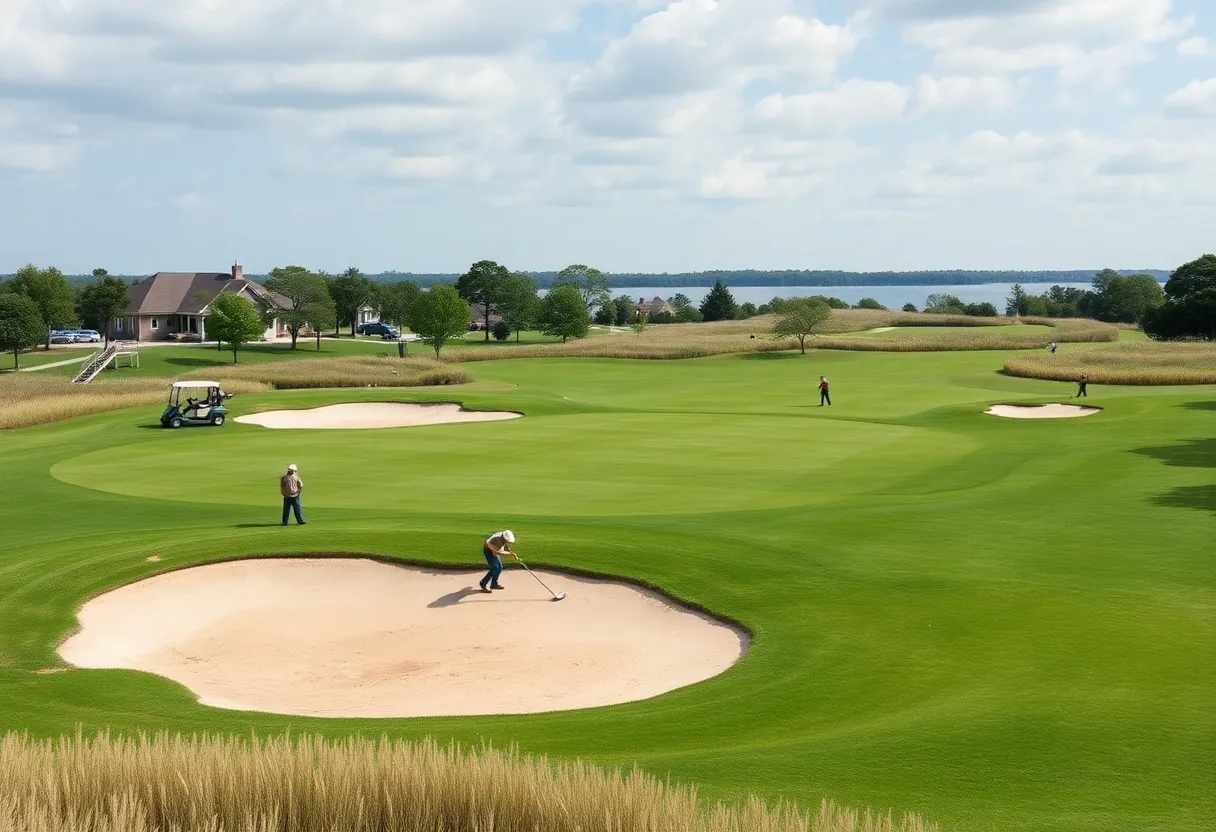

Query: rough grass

[0,357,467,431]
[446,313,1117,362]
[1004,341,1216,385]
[186,355,469,390]
[0,732,935,832]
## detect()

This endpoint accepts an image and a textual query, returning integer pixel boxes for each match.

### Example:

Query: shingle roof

[124,273,286,315]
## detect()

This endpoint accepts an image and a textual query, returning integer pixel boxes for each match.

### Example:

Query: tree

[306,294,337,351]
[1142,254,1216,340]
[925,293,966,314]
[739,301,759,318]
[675,305,703,323]
[700,280,737,322]
[208,294,265,363]
[11,265,77,349]
[901,303,918,313]
[773,298,832,354]
[78,276,131,346]
[669,293,693,310]
[631,318,648,337]
[855,297,887,310]
[411,285,470,357]
[963,302,1000,317]
[264,266,332,349]
[539,284,590,343]
[492,320,511,341]
[497,272,540,342]
[1005,284,1028,317]
[328,267,378,337]
[613,295,636,326]
[456,260,510,341]
[0,293,46,369]
[555,264,611,318]
[378,281,422,331]
[1103,274,1165,323]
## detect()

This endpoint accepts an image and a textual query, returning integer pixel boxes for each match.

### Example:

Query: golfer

[1076,373,1089,398]
[280,464,306,526]
[480,530,518,593]
[818,376,832,407]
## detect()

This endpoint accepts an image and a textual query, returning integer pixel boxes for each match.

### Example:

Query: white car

[73,329,102,342]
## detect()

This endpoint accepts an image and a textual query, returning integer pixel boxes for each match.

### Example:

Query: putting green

[2,348,1214,832]
[51,413,976,515]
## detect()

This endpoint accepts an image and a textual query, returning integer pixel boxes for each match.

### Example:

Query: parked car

[49,330,78,344]
[72,329,101,342]
[468,321,486,331]
[357,322,400,339]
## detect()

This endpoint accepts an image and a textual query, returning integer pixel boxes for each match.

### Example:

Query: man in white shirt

[480,530,518,593]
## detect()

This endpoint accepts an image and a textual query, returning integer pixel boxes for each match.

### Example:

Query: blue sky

[1,0,1214,275]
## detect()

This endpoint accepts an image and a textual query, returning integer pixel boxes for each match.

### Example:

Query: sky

[1,0,1215,275]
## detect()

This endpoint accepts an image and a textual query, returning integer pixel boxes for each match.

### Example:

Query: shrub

[492,320,511,340]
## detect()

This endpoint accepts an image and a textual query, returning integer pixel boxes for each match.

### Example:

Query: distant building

[113,264,288,342]
[635,296,677,319]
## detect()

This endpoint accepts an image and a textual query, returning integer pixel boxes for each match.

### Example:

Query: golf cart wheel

[169,417,183,429]
[212,414,226,426]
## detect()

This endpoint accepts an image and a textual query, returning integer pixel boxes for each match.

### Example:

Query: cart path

[18,355,91,372]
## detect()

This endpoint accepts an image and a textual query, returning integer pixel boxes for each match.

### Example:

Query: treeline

[27,268,1173,289]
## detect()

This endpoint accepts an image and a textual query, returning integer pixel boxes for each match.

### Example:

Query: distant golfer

[1049,342,1058,354]
[818,376,831,407]
[480,530,518,593]
[280,464,306,526]
[1075,373,1089,398]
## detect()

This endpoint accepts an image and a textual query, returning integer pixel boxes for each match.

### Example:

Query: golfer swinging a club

[480,530,518,593]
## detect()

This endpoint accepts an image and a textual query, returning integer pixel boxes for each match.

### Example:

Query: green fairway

[1,347,1213,832]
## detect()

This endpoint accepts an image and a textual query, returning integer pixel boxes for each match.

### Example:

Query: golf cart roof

[171,380,222,388]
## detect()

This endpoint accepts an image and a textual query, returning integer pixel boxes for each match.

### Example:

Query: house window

[151,317,159,330]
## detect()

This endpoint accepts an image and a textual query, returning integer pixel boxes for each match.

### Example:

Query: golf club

[515,555,566,601]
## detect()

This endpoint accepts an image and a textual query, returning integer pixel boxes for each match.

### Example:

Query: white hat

[502,529,515,543]
[287,464,298,471]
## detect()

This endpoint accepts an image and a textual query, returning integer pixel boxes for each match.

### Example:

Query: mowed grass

[0,349,1214,831]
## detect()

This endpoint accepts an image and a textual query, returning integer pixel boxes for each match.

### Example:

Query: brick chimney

[231,263,244,281]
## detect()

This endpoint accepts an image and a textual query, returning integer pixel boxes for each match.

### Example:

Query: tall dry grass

[0,357,468,431]
[449,314,1116,362]
[0,732,936,832]
[1004,341,1216,385]
[188,356,469,390]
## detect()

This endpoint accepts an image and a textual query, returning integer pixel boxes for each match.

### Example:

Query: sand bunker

[986,403,1100,419]
[58,559,746,718]
[235,402,520,430]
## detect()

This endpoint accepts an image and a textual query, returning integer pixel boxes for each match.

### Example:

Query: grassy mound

[0,357,466,431]
[1004,341,1216,385]
[0,732,934,832]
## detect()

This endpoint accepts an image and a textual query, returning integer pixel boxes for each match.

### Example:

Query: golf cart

[161,381,233,428]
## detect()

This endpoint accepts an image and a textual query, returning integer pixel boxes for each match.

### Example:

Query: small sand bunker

[59,559,746,718]
[235,402,520,430]
[986,403,1100,419]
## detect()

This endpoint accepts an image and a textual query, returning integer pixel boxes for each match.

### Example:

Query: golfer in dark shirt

[1076,373,1089,398]
[819,376,831,406]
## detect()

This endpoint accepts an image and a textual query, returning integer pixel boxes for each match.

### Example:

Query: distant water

[605,283,1100,311]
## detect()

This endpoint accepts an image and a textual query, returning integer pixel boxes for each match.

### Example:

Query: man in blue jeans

[280,464,306,526]
[480,530,518,592]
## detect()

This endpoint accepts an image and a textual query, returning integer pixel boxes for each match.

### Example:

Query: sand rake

[515,556,566,602]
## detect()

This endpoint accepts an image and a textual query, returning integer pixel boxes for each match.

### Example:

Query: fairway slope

[234,401,520,429]
[58,558,747,718]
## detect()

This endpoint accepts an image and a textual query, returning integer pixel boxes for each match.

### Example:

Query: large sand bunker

[58,559,746,718]
[235,402,520,430]
[985,403,1100,419]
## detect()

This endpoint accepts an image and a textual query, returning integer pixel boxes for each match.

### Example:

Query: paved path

[18,355,91,372]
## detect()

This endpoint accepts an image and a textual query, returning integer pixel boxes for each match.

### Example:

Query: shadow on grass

[234,523,290,528]
[1152,485,1216,514]
[1133,438,1216,469]
[737,351,802,360]
[1182,400,1216,412]
[162,357,232,368]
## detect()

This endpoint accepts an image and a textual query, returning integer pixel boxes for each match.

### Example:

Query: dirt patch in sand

[58,558,746,718]
[235,402,520,430]
[986,403,1101,419]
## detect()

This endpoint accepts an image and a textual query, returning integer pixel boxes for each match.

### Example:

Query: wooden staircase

[72,344,118,384]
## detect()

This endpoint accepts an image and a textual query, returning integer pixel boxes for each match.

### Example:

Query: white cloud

[755,81,911,134]
[1177,36,1213,57]
[1165,78,1216,118]
[908,74,1018,115]
[902,0,1190,88]
[171,192,208,211]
